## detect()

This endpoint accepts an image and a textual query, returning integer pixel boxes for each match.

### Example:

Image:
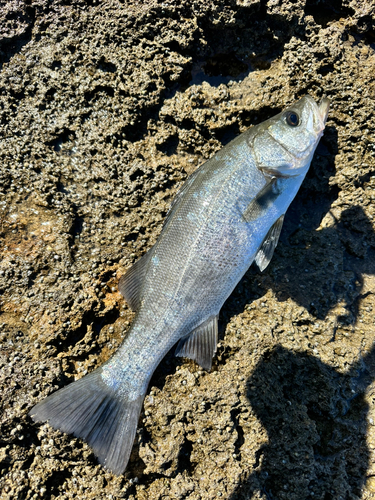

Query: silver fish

[29,95,329,474]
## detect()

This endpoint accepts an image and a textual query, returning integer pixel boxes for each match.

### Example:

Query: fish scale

[30,95,329,475]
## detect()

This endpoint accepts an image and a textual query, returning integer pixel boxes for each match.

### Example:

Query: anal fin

[255,214,285,272]
[118,251,151,311]
[175,315,219,371]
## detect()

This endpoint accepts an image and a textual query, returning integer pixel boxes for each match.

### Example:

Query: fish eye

[285,111,300,127]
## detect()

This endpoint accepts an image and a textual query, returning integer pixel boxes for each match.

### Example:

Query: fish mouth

[318,96,330,125]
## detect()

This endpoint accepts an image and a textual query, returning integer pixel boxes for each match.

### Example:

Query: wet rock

[1,0,375,499]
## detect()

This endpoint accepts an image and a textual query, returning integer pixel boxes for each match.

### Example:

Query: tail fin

[29,369,144,475]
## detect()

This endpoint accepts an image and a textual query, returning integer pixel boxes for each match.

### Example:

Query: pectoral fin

[255,214,285,272]
[118,251,151,311]
[175,315,219,371]
[243,177,282,222]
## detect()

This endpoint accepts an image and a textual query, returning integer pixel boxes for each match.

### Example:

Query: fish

[29,95,330,475]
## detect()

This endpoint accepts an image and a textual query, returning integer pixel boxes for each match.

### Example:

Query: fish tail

[29,368,144,475]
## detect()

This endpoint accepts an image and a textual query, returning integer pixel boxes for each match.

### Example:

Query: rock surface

[1,0,375,499]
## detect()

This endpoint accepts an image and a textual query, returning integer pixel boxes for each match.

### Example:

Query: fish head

[252,95,330,178]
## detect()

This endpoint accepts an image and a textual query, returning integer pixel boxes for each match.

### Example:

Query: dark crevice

[318,63,334,75]
[305,0,355,27]
[253,445,265,469]
[156,135,179,156]
[45,87,57,101]
[122,232,139,243]
[129,168,144,182]
[43,470,72,497]
[306,403,335,457]
[84,85,115,102]
[231,407,245,460]
[46,128,76,152]
[0,5,36,70]
[358,169,375,186]
[51,60,62,70]
[45,304,119,359]
[176,438,194,474]
[97,56,117,73]
[203,53,248,78]
[180,118,196,130]
[239,106,280,128]
[215,122,240,146]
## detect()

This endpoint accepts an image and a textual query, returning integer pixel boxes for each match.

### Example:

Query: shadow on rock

[275,203,375,327]
[230,344,375,500]
[270,126,375,324]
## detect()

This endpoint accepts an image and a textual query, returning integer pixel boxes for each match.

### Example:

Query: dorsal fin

[118,251,151,311]
[163,164,206,229]
[255,214,285,272]
[175,315,219,371]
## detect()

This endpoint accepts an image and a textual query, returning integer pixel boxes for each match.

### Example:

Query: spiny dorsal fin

[163,163,207,229]
[118,251,151,311]
[175,315,219,371]
[243,177,283,222]
[255,214,285,272]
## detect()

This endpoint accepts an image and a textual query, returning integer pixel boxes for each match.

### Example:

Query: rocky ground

[1,0,375,499]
